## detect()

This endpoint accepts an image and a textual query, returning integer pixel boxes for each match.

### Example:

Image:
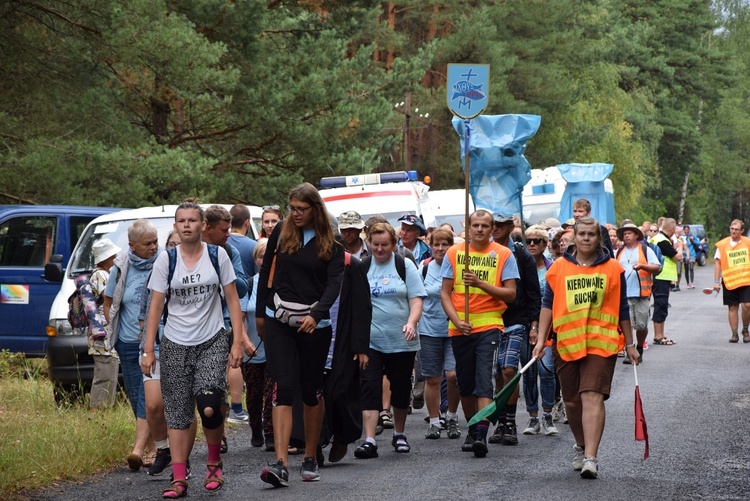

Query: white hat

[93,238,121,265]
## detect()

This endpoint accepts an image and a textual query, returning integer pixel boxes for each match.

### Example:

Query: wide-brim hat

[617,223,644,241]
[92,238,121,265]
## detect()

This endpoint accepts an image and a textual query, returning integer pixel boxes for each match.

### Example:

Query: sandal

[380,410,394,429]
[220,435,228,454]
[163,479,188,499]
[142,451,157,468]
[127,452,143,471]
[391,435,410,453]
[652,337,676,345]
[288,445,304,455]
[204,461,224,491]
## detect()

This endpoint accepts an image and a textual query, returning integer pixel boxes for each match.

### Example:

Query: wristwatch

[625,343,637,348]
[530,326,539,331]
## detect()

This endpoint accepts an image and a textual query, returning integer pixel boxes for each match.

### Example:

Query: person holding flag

[532,217,637,479]
[713,219,750,343]
[440,210,518,458]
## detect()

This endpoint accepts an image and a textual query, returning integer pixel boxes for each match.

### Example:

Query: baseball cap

[493,212,515,224]
[398,214,427,236]
[337,211,365,230]
[561,218,576,229]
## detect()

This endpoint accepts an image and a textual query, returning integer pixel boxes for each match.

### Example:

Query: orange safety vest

[716,236,750,290]
[547,257,623,362]
[445,242,512,336]
[616,243,653,298]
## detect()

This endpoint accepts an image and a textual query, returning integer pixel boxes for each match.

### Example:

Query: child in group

[82,238,121,411]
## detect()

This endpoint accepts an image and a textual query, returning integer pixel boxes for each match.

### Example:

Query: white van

[45,204,260,401]
[428,189,475,234]
[319,170,437,230]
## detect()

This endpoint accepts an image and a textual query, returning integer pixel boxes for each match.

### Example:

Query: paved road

[25,264,750,500]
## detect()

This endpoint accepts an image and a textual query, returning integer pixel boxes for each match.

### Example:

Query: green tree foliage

[0,0,747,237]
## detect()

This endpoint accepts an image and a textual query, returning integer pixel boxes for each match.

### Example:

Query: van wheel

[53,382,88,406]
[697,253,707,267]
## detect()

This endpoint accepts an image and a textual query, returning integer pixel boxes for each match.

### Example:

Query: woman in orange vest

[532,217,638,480]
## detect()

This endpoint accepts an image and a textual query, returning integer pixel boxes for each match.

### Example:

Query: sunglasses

[263,205,280,211]
[527,238,545,245]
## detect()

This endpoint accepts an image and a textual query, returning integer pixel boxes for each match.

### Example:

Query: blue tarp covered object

[557,163,616,225]
[452,115,541,216]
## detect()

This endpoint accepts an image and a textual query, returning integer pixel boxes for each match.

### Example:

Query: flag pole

[463,119,471,322]
[633,362,639,387]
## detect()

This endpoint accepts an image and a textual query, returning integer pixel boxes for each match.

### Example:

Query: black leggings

[264,315,332,407]
[681,260,695,285]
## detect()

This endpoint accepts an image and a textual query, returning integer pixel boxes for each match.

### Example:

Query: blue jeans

[116,340,146,419]
[520,331,557,413]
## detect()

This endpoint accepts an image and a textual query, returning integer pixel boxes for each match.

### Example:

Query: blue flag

[452,115,541,215]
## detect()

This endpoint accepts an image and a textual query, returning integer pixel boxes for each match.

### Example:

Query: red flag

[634,385,649,460]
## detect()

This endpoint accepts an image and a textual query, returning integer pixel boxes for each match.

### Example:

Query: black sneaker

[353,441,378,459]
[261,460,289,488]
[502,422,518,446]
[251,426,264,448]
[264,434,275,452]
[488,425,504,444]
[300,457,320,482]
[472,436,488,458]
[461,433,475,452]
[147,448,172,476]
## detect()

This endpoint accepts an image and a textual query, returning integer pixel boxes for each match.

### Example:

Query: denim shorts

[419,335,456,378]
[497,324,524,370]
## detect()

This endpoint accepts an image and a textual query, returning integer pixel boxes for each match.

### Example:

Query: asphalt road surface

[23,264,750,500]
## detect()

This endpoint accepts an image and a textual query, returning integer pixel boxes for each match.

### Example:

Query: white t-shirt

[149,243,236,346]
[715,238,741,260]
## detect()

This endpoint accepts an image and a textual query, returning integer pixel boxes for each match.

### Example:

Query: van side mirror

[43,254,64,283]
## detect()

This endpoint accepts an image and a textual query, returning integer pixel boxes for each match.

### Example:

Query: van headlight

[47,319,80,337]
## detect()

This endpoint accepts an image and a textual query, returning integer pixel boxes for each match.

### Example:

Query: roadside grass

[0,351,134,496]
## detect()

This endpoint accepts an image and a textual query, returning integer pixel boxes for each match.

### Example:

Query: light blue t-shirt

[105,265,152,344]
[419,260,448,338]
[242,275,265,363]
[368,254,426,353]
[618,244,659,298]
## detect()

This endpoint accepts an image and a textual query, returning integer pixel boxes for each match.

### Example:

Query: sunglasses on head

[263,205,280,211]
[527,238,545,245]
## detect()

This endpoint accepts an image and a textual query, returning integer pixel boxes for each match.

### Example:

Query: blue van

[0,205,119,355]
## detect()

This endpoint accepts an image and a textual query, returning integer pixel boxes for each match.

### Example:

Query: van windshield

[68,216,177,276]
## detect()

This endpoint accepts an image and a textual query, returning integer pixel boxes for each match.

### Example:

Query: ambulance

[319,170,437,230]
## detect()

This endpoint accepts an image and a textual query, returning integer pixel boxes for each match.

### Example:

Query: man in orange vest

[712,219,750,343]
[615,223,661,363]
[440,210,518,458]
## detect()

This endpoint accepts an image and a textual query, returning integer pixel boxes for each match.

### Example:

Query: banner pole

[464,119,471,322]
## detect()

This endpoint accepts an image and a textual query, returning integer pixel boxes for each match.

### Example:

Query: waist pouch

[273,293,318,327]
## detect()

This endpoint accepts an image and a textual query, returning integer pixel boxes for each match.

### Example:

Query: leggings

[681,260,695,285]
[264,316,332,407]
[241,361,273,435]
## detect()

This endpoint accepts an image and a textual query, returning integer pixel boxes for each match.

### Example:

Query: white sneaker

[522,417,540,435]
[227,409,249,423]
[580,457,598,479]
[572,445,584,471]
[542,413,558,436]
